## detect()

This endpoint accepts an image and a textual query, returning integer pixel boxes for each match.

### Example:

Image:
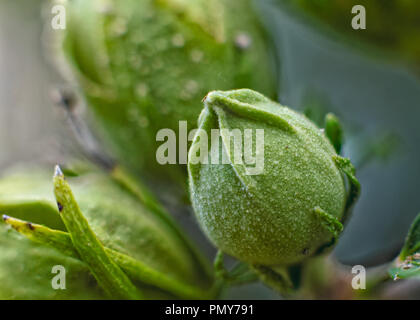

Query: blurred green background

[1,0,420,298]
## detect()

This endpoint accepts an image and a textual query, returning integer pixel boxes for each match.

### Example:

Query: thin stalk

[2,214,214,299]
[53,165,142,299]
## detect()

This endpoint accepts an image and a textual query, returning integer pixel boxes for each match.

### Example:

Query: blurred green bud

[189,89,358,266]
[0,167,213,299]
[61,0,276,190]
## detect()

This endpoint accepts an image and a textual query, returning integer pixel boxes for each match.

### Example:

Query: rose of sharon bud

[189,89,353,266]
[61,0,276,188]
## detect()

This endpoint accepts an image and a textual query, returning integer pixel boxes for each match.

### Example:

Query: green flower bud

[0,166,213,299]
[189,89,356,266]
[60,0,276,189]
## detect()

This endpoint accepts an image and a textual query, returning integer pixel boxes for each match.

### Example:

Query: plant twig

[53,165,142,299]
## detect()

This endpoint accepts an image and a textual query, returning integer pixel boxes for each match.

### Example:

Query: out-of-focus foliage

[0,167,213,299]
[61,0,277,192]
[278,0,420,70]
[389,213,420,280]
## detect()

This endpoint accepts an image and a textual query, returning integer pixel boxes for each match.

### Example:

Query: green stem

[3,214,214,299]
[53,165,142,300]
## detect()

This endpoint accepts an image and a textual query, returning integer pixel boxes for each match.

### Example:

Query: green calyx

[189,89,359,266]
[61,0,276,191]
[0,166,214,299]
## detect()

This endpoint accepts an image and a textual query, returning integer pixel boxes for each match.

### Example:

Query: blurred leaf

[302,90,331,127]
[277,0,420,71]
[400,213,420,260]
[354,132,401,170]
[0,166,213,299]
[389,259,420,281]
[389,213,420,280]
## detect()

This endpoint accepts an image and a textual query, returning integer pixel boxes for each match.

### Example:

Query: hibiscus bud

[60,0,276,189]
[189,89,358,266]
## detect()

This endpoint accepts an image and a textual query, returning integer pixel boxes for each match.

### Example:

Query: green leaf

[0,166,213,299]
[53,166,142,299]
[2,215,78,258]
[2,215,213,299]
[0,219,106,299]
[389,262,420,281]
[388,213,420,280]
[400,213,420,260]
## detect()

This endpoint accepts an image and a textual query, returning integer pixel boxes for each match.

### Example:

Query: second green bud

[61,0,276,191]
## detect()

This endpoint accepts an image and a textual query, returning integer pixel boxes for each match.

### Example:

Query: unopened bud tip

[54,165,64,177]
